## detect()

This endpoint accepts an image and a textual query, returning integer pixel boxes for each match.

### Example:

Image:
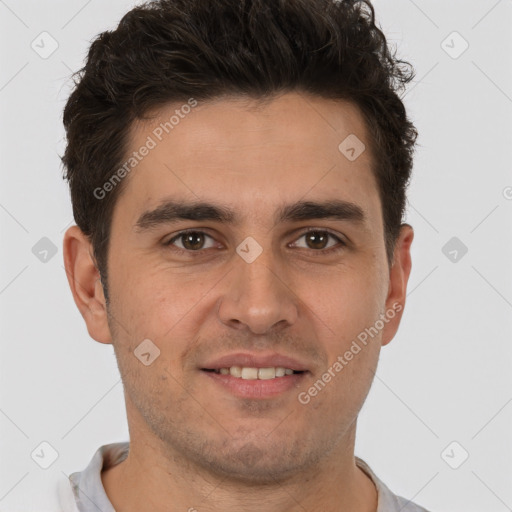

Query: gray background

[1,1,511,511]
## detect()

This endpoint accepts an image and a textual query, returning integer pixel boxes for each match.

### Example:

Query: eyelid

[164,229,218,249]
[288,227,346,253]
[164,227,347,254]
[293,226,346,244]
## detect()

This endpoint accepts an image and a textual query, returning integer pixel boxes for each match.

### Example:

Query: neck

[101,426,377,512]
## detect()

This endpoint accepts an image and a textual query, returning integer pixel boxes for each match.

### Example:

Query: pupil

[307,231,327,249]
[184,232,203,250]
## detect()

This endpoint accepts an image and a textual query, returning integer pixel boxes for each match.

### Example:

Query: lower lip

[201,370,307,399]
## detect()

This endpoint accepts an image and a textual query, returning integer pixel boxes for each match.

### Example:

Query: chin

[193,438,325,485]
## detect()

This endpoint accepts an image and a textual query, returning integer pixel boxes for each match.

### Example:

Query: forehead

[115,92,381,230]
[134,92,372,161]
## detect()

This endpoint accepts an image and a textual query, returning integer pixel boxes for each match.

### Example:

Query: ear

[63,225,112,344]
[380,224,414,347]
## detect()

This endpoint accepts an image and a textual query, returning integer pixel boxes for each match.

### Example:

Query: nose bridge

[235,230,280,288]
[217,238,298,333]
[236,242,286,307]
[241,252,281,297]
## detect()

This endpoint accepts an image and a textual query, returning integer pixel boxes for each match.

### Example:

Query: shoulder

[56,473,80,512]
[391,494,431,512]
[355,457,432,512]
[54,442,129,512]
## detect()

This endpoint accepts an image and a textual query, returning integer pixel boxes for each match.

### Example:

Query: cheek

[301,265,386,348]
[110,267,224,383]
[111,257,205,336]
[314,268,385,407]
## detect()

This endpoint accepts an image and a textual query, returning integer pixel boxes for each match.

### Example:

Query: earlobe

[63,225,113,344]
[380,224,414,347]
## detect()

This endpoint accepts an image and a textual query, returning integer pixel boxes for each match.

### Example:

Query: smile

[204,366,304,380]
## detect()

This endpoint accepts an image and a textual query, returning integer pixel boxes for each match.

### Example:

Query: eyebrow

[134,198,366,232]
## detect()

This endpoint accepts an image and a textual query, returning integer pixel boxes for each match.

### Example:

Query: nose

[217,249,298,335]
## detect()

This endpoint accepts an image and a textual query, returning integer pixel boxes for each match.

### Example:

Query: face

[65,92,413,484]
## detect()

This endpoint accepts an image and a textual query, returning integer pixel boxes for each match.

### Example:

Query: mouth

[202,366,305,380]
[199,352,310,399]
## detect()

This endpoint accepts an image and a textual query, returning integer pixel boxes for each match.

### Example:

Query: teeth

[241,367,258,380]
[230,366,242,378]
[275,367,286,377]
[216,366,299,380]
[258,367,276,380]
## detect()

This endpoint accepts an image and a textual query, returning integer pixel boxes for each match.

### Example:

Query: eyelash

[163,228,347,256]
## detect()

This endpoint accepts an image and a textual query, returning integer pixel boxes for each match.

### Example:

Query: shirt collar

[68,442,418,512]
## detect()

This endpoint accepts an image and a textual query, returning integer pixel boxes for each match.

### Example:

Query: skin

[63,91,413,512]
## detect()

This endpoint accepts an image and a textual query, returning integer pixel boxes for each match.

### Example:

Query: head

[63,0,417,483]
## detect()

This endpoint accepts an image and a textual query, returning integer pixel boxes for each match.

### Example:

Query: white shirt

[57,442,431,512]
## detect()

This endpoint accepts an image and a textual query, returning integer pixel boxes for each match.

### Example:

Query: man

[60,0,428,510]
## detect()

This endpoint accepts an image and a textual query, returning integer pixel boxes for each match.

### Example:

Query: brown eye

[292,230,345,252]
[165,231,216,251]
[304,231,329,250]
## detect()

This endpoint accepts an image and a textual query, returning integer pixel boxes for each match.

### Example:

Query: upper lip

[201,352,310,372]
